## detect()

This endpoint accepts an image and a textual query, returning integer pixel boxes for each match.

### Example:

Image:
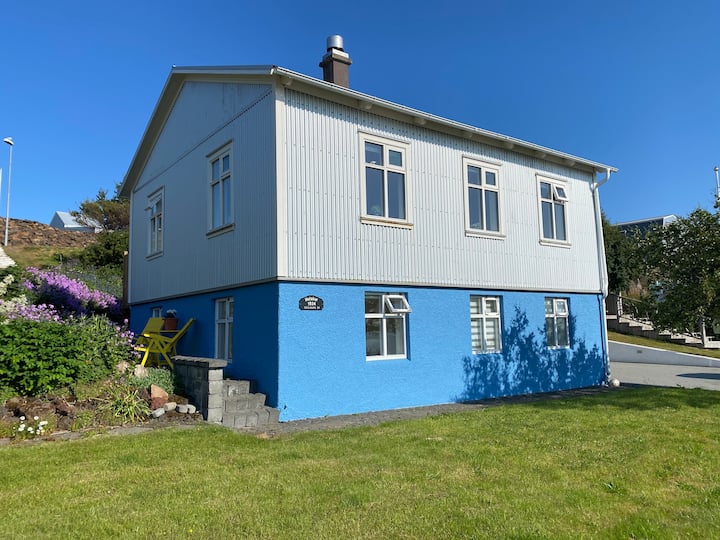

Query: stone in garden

[163,401,177,412]
[187,405,197,414]
[52,397,75,416]
[151,408,166,418]
[133,364,148,378]
[116,361,130,374]
[176,404,189,414]
[150,385,168,410]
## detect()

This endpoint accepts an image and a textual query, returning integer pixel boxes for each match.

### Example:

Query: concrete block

[208,369,224,381]
[225,396,251,412]
[206,409,222,423]
[224,380,251,395]
[208,380,224,395]
[250,393,266,408]
[207,394,223,409]
[267,408,280,424]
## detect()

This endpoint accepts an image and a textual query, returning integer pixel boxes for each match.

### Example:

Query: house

[120,36,617,422]
[616,214,678,237]
[49,211,100,233]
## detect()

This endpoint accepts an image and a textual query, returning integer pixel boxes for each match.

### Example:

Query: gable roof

[120,65,617,197]
[50,211,100,231]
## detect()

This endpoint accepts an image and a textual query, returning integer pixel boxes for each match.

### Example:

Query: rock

[133,364,148,378]
[187,405,197,414]
[150,384,168,410]
[116,361,130,374]
[52,397,75,417]
[151,408,165,418]
[163,401,177,412]
[176,404,189,414]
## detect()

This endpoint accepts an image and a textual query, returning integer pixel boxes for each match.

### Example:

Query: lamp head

[2,137,13,146]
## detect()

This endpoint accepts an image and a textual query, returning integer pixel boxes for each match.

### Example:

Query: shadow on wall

[457,307,605,402]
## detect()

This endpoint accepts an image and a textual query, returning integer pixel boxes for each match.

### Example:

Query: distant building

[49,211,100,233]
[616,215,678,236]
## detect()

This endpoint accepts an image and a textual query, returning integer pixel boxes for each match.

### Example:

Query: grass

[4,245,84,268]
[1,387,719,538]
[608,330,720,360]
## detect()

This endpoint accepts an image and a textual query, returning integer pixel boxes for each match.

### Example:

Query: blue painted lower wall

[130,282,607,422]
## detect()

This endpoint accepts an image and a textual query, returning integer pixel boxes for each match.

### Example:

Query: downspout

[591,168,613,383]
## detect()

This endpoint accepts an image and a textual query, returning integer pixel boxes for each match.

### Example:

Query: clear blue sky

[2,0,719,225]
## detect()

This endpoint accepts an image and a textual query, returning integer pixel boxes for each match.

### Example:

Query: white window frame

[545,297,570,349]
[463,158,503,237]
[208,144,233,233]
[537,175,570,246]
[365,292,410,360]
[215,297,234,362]
[151,307,162,318]
[359,133,412,228]
[147,189,163,257]
[470,296,502,353]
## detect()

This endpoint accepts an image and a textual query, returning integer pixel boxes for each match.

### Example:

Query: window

[361,135,410,223]
[464,158,500,234]
[365,292,410,360]
[215,298,234,361]
[209,146,232,230]
[148,190,163,255]
[545,297,570,348]
[151,307,162,318]
[538,178,568,242]
[470,296,502,353]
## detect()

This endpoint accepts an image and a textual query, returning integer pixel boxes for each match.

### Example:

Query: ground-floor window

[470,296,502,353]
[364,292,410,360]
[215,297,234,361]
[545,297,569,348]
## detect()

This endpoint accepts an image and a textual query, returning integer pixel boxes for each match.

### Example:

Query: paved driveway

[610,361,720,391]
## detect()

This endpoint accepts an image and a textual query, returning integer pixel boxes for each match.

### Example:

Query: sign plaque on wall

[299,295,324,311]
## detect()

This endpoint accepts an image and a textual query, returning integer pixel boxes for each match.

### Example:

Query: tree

[71,183,129,232]
[602,213,640,294]
[642,209,720,333]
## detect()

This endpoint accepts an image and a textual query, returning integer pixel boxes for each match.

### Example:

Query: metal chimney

[319,35,352,88]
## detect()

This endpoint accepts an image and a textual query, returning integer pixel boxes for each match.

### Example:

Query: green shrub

[0,316,135,397]
[129,367,175,395]
[70,410,97,431]
[98,382,150,425]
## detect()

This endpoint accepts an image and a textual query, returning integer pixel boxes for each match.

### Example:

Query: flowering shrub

[12,415,50,440]
[0,294,60,323]
[23,267,121,320]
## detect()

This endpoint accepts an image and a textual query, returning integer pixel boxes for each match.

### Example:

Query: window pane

[227,322,233,359]
[365,142,383,165]
[545,298,554,315]
[470,296,481,315]
[471,319,482,351]
[212,159,220,180]
[484,297,498,314]
[386,317,406,356]
[223,178,232,224]
[387,172,406,220]
[485,171,497,186]
[540,182,552,200]
[156,216,163,251]
[216,323,226,358]
[365,168,384,216]
[557,317,569,347]
[468,187,483,229]
[228,299,234,318]
[212,183,221,228]
[365,318,382,356]
[365,294,382,314]
[467,165,481,186]
[388,149,402,167]
[155,199,162,213]
[542,201,554,239]
[554,185,567,200]
[484,319,499,351]
[554,204,566,241]
[222,155,230,173]
[554,299,568,315]
[546,318,556,347]
[485,190,499,232]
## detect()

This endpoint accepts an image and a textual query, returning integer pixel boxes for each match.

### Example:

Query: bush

[0,316,136,397]
[129,367,175,395]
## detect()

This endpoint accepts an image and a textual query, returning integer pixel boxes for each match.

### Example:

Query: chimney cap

[326,35,344,51]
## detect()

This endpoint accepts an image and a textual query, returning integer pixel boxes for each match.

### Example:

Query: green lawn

[1,387,719,539]
[608,330,720,359]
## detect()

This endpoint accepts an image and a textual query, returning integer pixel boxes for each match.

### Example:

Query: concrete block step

[224,393,267,412]
[223,379,251,397]
[223,406,280,429]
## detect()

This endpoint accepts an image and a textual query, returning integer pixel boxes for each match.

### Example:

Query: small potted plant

[164,309,178,331]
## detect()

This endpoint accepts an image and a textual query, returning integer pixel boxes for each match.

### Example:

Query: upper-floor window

[470,295,502,353]
[545,297,570,348]
[360,134,410,225]
[209,145,233,231]
[365,292,411,360]
[464,158,501,235]
[538,177,569,243]
[148,189,163,256]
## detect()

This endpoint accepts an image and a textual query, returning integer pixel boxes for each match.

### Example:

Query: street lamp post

[2,137,13,246]
[715,166,720,205]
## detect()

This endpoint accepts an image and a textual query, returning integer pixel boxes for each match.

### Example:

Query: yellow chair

[135,318,166,347]
[136,318,195,368]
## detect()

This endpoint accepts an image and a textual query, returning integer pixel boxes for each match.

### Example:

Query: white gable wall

[282,89,602,293]
[128,81,277,303]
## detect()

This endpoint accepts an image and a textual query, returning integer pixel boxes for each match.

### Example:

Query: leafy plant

[129,367,175,395]
[70,410,97,431]
[97,381,150,425]
[11,415,51,440]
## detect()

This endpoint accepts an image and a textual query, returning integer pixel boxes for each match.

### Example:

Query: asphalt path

[609,361,720,391]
